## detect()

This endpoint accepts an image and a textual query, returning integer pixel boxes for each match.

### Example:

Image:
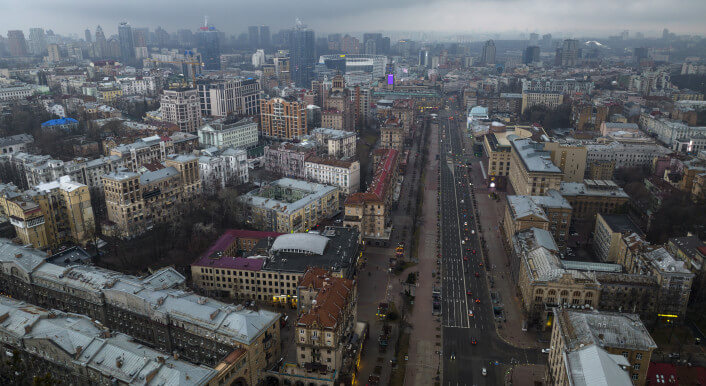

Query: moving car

[482,367,487,376]
[450,352,456,360]
[475,298,481,303]
[471,338,477,345]
[468,310,474,317]
[475,272,480,277]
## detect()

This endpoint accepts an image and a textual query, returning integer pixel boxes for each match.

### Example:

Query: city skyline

[2,0,706,38]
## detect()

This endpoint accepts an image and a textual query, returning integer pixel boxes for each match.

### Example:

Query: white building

[198,118,259,150]
[585,141,671,169]
[197,147,249,190]
[0,134,33,155]
[639,114,706,146]
[0,84,35,101]
[252,49,266,68]
[117,75,157,95]
[305,156,360,194]
[311,127,357,159]
[197,77,261,117]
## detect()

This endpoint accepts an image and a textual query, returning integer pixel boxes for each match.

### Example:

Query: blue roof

[41,118,78,127]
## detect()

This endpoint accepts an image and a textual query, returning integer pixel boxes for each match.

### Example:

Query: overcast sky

[3,0,706,38]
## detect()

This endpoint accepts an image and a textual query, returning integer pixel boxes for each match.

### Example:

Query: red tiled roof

[344,149,398,205]
[298,269,354,329]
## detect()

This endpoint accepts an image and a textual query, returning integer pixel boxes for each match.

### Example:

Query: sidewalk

[505,364,547,385]
[403,121,443,386]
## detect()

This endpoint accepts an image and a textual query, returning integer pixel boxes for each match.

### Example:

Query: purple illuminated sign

[387,74,394,85]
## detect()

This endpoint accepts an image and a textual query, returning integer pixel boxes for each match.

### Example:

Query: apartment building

[197,77,261,117]
[160,88,203,133]
[559,179,629,223]
[260,97,308,140]
[547,308,656,385]
[191,228,359,305]
[321,75,354,132]
[585,141,671,170]
[379,116,404,151]
[0,133,33,155]
[503,191,572,250]
[0,296,236,386]
[0,241,280,386]
[102,155,201,238]
[594,214,644,263]
[344,149,399,245]
[109,134,175,172]
[311,127,357,159]
[508,138,563,195]
[543,141,587,183]
[241,178,340,233]
[305,156,360,195]
[0,176,95,249]
[197,117,259,150]
[640,247,694,318]
[263,142,317,178]
[521,91,564,114]
[667,235,706,276]
[639,113,706,146]
[198,147,249,190]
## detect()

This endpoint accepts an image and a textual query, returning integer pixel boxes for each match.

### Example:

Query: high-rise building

[28,28,46,56]
[259,97,308,139]
[557,38,579,67]
[84,28,91,43]
[197,77,261,117]
[248,26,259,48]
[46,43,61,62]
[117,21,135,62]
[418,49,430,67]
[529,33,539,45]
[197,24,221,70]
[177,29,193,47]
[259,25,271,49]
[7,30,28,57]
[481,39,496,65]
[93,25,106,58]
[161,88,203,132]
[523,46,540,64]
[289,21,316,88]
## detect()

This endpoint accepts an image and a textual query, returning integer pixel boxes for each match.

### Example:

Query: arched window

[548,289,556,296]
[573,291,582,297]
[585,292,593,298]
[560,290,569,296]
[535,289,544,295]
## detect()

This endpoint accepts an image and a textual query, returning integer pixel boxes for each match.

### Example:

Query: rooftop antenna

[204,15,209,28]
[295,17,303,28]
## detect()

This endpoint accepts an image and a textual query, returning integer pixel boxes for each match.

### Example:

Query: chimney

[14,253,22,259]
[116,356,123,368]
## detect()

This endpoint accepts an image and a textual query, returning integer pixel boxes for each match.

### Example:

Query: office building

[46,43,60,62]
[559,180,629,223]
[117,22,134,62]
[557,39,579,67]
[160,88,203,133]
[508,138,563,195]
[344,149,399,245]
[547,308,657,385]
[191,228,359,306]
[321,75,354,132]
[102,155,201,238]
[197,77,261,117]
[0,242,280,386]
[93,25,106,58]
[198,117,259,150]
[260,97,308,139]
[28,28,46,56]
[7,30,28,57]
[248,26,260,48]
[523,45,540,64]
[481,39,496,65]
[521,91,564,113]
[197,25,221,70]
[259,26,271,49]
[289,22,316,87]
[84,28,91,43]
[318,54,388,79]
[241,178,340,233]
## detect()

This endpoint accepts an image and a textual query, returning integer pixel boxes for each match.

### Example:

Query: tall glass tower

[289,19,315,88]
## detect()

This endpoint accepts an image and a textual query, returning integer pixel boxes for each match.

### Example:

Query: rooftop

[192,229,283,270]
[0,133,33,147]
[298,270,354,330]
[555,308,657,352]
[600,214,643,236]
[565,345,632,386]
[511,138,562,174]
[507,195,548,222]
[560,180,628,198]
[242,178,339,215]
[41,117,78,127]
[271,233,329,255]
[642,247,693,275]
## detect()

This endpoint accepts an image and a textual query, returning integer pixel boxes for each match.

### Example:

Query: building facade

[260,97,308,140]
[160,88,203,133]
[508,138,563,195]
[198,118,259,150]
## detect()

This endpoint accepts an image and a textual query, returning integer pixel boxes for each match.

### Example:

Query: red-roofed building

[344,148,399,245]
[647,362,706,385]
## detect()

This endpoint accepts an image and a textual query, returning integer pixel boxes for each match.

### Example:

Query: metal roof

[271,233,329,255]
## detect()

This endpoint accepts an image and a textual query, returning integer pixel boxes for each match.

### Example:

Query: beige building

[311,127,357,159]
[305,156,360,195]
[559,180,629,223]
[380,116,404,151]
[160,88,203,133]
[508,138,563,195]
[547,308,656,385]
[0,177,95,249]
[108,134,175,172]
[503,191,572,250]
[544,141,587,183]
[521,91,564,113]
[482,125,546,186]
[241,178,340,233]
[588,160,616,180]
[260,97,308,140]
[593,214,644,263]
[514,228,600,324]
[102,155,201,238]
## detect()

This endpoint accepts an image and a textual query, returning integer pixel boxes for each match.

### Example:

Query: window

[636,353,642,360]
[632,374,639,380]
[634,364,640,370]
[622,351,628,358]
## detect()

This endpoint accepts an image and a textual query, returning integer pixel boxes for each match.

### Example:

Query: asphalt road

[437,102,541,385]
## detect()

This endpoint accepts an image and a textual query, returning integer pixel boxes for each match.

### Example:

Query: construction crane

[146,57,203,87]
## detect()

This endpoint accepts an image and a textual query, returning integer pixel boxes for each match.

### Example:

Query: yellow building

[559,180,629,223]
[508,138,563,195]
[504,191,572,250]
[96,87,123,103]
[521,91,563,114]
[547,308,656,386]
[0,177,95,249]
[543,141,587,183]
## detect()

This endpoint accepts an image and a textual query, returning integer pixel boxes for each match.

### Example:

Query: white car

[471,230,475,234]
[464,222,468,226]
[468,310,474,317]
[482,367,487,376]
[542,348,551,354]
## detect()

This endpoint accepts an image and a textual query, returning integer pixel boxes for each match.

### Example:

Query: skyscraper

[84,29,92,43]
[28,28,46,56]
[481,39,496,65]
[7,30,28,57]
[289,20,316,88]
[523,46,540,64]
[197,24,221,70]
[248,26,259,48]
[558,39,579,67]
[259,26,271,49]
[118,22,135,62]
[177,29,193,47]
[94,25,107,58]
